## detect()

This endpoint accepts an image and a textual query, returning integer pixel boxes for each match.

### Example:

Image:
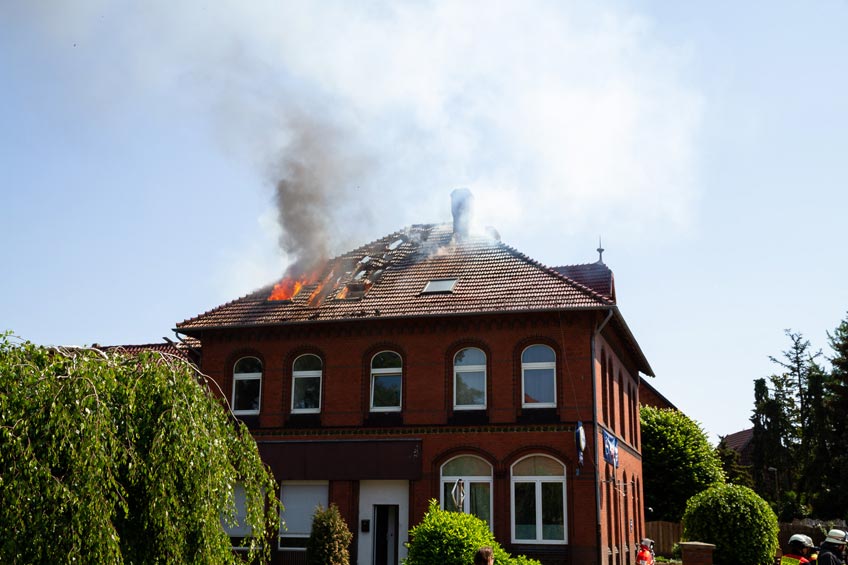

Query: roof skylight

[422,279,457,294]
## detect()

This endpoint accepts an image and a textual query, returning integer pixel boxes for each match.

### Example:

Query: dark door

[373,504,398,565]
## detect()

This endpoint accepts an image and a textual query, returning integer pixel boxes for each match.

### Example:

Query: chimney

[450,188,474,239]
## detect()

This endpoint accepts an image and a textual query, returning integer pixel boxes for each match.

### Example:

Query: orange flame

[269,277,306,301]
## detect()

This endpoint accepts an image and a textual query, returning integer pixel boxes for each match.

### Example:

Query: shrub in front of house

[306,503,353,565]
[404,499,541,565]
[682,483,778,565]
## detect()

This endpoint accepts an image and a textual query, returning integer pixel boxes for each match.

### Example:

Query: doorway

[358,481,408,565]
[373,504,398,565]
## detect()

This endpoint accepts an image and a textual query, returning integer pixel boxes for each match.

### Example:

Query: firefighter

[781,533,815,565]
[637,538,655,565]
[818,530,847,565]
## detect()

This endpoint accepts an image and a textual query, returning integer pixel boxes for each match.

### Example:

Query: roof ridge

[496,241,614,306]
[554,261,609,269]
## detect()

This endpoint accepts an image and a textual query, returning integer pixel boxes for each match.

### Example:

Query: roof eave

[174,303,616,337]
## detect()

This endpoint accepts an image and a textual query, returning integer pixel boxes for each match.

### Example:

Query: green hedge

[682,484,778,565]
[404,500,541,565]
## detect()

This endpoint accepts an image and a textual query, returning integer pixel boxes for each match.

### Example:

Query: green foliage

[715,439,753,488]
[306,504,353,565]
[0,335,280,564]
[640,406,725,521]
[404,500,541,565]
[823,313,848,516]
[682,484,778,565]
[751,330,825,514]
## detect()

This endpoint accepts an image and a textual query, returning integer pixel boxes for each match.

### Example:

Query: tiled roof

[176,223,615,332]
[553,262,615,302]
[721,428,754,452]
[99,337,201,362]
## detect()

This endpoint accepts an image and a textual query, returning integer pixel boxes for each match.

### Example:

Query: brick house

[176,194,654,565]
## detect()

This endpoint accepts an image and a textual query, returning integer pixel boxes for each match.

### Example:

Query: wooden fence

[645,521,683,557]
[646,520,847,559]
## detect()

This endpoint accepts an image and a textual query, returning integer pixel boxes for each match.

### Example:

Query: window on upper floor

[278,481,329,551]
[291,354,322,414]
[370,351,402,412]
[511,455,567,544]
[233,357,262,415]
[521,345,556,408]
[441,455,493,528]
[454,347,486,410]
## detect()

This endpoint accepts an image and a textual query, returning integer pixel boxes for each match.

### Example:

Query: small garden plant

[306,504,353,565]
[404,500,541,565]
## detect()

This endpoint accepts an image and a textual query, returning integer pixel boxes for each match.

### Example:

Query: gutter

[592,308,614,565]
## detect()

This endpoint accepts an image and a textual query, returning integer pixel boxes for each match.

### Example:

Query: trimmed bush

[306,504,353,565]
[682,484,778,565]
[641,405,726,521]
[404,500,541,565]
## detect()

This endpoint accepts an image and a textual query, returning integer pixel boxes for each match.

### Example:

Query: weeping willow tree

[0,333,279,564]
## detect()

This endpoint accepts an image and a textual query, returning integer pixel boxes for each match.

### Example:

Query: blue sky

[2,1,847,442]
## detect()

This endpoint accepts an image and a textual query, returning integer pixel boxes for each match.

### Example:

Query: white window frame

[440,455,494,530]
[510,455,567,545]
[233,357,262,416]
[278,481,329,551]
[521,345,556,409]
[370,351,402,412]
[291,354,322,414]
[453,347,487,410]
[423,278,458,293]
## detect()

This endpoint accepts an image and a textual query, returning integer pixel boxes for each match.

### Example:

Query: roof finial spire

[597,237,605,263]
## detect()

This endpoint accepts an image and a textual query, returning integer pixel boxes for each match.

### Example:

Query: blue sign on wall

[602,429,619,468]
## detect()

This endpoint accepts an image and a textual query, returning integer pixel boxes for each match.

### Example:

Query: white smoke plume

[6,1,702,277]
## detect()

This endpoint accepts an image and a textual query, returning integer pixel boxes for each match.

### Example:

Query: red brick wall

[196,310,645,565]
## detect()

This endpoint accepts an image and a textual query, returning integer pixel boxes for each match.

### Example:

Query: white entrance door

[358,481,409,565]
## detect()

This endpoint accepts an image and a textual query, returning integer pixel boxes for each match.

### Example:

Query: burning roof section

[176,223,615,332]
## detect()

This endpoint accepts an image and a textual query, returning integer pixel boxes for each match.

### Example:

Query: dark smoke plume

[273,114,370,279]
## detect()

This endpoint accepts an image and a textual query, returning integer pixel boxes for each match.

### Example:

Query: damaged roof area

[176,223,617,332]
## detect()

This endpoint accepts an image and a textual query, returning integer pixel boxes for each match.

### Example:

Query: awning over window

[258,439,422,481]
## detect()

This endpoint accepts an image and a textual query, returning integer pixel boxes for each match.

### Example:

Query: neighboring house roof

[176,223,653,375]
[721,427,754,467]
[98,337,201,363]
[552,262,615,303]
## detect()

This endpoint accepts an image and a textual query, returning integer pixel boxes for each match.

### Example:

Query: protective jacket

[817,545,845,565]
[637,546,654,565]
[781,553,810,565]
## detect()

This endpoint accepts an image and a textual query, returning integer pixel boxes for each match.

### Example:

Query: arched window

[511,455,567,544]
[440,455,493,527]
[370,351,402,412]
[454,347,486,410]
[292,354,322,414]
[521,345,556,408]
[232,357,262,415]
